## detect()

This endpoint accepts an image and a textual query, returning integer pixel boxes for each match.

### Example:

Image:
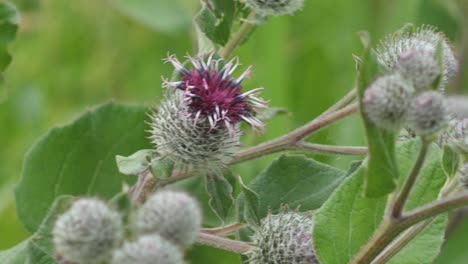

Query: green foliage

[357,37,399,197]
[195,0,236,45]
[109,0,194,33]
[441,144,461,179]
[238,155,348,220]
[313,140,448,264]
[205,172,235,221]
[0,0,18,100]
[116,149,152,176]
[15,103,150,232]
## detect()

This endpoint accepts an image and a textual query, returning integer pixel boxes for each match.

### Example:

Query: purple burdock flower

[149,53,267,174]
[163,53,267,132]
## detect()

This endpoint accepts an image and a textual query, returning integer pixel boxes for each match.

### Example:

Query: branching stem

[219,11,257,59]
[197,232,252,254]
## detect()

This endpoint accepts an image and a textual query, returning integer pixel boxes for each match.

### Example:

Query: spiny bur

[242,0,304,16]
[363,74,413,131]
[135,190,202,249]
[407,91,449,137]
[248,212,319,264]
[375,25,457,91]
[111,234,185,264]
[53,198,123,264]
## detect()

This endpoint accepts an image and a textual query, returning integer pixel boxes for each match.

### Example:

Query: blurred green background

[0,0,467,261]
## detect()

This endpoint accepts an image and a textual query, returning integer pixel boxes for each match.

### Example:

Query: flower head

[450,118,468,155]
[407,91,449,137]
[53,198,123,263]
[163,53,267,132]
[134,190,202,249]
[375,25,458,91]
[248,211,319,264]
[111,234,185,264]
[363,73,413,131]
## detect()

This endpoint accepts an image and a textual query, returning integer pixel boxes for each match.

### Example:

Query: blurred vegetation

[0,0,466,260]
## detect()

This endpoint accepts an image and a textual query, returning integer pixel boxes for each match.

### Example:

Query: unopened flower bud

[111,234,185,264]
[407,91,449,137]
[242,0,303,16]
[363,74,413,131]
[53,198,123,263]
[450,118,468,155]
[248,212,319,264]
[135,190,202,249]
[375,25,458,91]
[397,49,440,91]
[150,53,267,174]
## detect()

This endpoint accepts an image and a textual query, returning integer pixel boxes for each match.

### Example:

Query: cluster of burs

[363,25,468,186]
[53,191,202,264]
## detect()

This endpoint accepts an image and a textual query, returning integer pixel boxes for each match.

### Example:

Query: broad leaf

[441,144,460,179]
[15,102,151,232]
[189,245,240,264]
[238,155,348,221]
[0,1,19,101]
[109,0,192,33]
[357,37,399,197]
[205,172,235,222]
[195,0,235,45]
[434,217,468,264]
[0,240,28,264]
[313,140,447,264]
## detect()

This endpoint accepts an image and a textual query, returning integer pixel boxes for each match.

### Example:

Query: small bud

[459,163,468,189]
[241,0,303,16]
[111,234,185,264]
[450,118,468,155]
[248,212,319,264]
[407,91,449,137]
[150,53,267,174]
[53,198,123,263]
[135,190,202,249]
[363,74,413,131]
[397,49,440,92]
[375,25,458,91]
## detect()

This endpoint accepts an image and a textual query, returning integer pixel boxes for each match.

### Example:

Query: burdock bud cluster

[248,212,319,264]
[111,234,185,264]
[134,190,202,249]
[241,0,303,16]
[53,198,123,264]
[363,25,456,136]
[375,25,457,91]
[459,163,468,189]
[450,118,468,155]
[149,53,267,174]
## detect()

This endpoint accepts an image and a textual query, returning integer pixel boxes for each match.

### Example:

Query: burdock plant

[7,1,468,264]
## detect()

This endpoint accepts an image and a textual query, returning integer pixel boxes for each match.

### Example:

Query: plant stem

[197,232,252,254]
[318,87,357,118]
[371,220,432,264]
[129,170,156,206]
[232,102,359,164]
[219,12,257,59]
[201,223,247,236]
[391,140,430,218]
[288,142,367,156]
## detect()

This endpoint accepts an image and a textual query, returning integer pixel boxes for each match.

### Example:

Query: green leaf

[239,176,261,226]
[151,157,174,180]
[434,217,468,264]
[313,140,447,264]
[238,155,347,221]
[195,0,235,45]
[109,0,192,33]
[441,144,460,179]
[189,245,240,264]
[357,37,399,197]
[15,102,151,232]
[27,196,73,264]
[0,1,19,101]
[204,172,235,222]
[115,149,152,176]
[0,240,28,264]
